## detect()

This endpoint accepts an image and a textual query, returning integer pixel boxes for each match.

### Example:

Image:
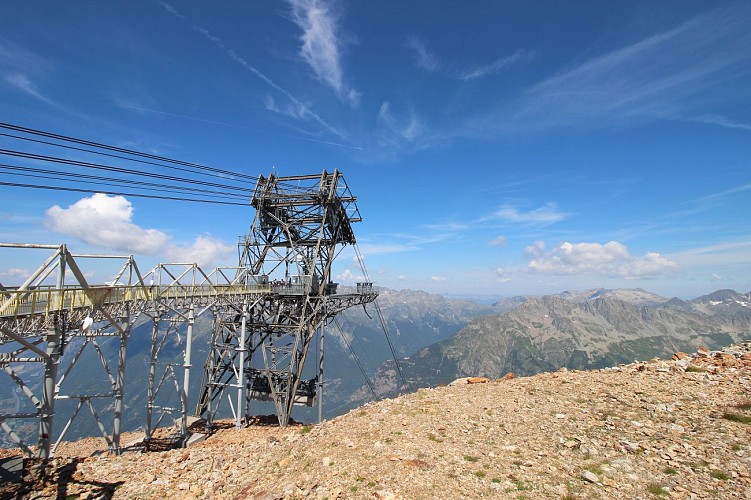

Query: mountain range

[1,287,749,448]
[353,288,751,401]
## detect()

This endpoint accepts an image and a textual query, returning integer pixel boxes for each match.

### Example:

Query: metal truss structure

[0,169,376,458]
[197,170,376,427]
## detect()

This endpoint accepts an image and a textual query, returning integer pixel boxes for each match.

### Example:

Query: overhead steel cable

[0,181,248,205]
[333,317,378,401]
[0,131,252,184]
[0,149,254,194]
[0,164,248,199]
[0,121,259,182]
[353,242,407,388]
[0,168,246,201]
[372,299,407,388]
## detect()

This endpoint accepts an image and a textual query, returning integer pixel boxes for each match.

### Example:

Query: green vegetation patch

[428,432,443,443]
[646,483,667,497]
[513,479,530,491]
[722,412,751,424]
[710,471,730,481]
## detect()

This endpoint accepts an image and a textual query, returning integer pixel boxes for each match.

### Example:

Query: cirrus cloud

[489,235,507,247]
[485,203,570,225]
[404,35,441,72]
[525,240,678,279]
[288,0,360,105]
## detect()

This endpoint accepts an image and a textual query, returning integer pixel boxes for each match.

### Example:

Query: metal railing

[0,283,273,320]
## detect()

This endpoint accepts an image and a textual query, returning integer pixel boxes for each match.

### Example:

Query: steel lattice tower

[196,170,376,426]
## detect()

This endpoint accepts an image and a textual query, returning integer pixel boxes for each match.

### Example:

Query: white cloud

[45,194,168,255]
[44,194,232,267]
[486,203,569,225]
[337,268,365,283]
[288,0,360,106]
[431,275,447,282]
[0,268,31,283]
[404,36,441,72]
[461,49,535,81]
[64,269,96,282]
[397,275,406,281]
[165,236,233,267]
[525,241,678,279]
[489,235,507,247]
[494,267,512,283]
[710,273,723,281]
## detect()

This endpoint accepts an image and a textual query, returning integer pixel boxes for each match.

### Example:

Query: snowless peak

[554,288,667,306]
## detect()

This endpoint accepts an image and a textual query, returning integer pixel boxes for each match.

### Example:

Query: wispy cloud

[666,240,751,267]
[483,203,570,225]
[489,4,751,133]
[4,73,57,106]
[373,101,447,156]
[494,267,512,283]
[156,1,345,138]
[461,49,535,81]
[377,101,423,141]
[0,39,62,108]
[121,103,360,150]
[404,35,441,72]
[356,226,459,261]
[357,242,420,256]
[288,0,359,106]
[690,114,751,132]
[489,235,507,247]
[374,101,439,153]
[692,182,751,204]
[0,40,48,74]
[263,94,309,120]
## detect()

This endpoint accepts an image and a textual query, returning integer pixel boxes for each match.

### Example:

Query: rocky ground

[2,343,750,499]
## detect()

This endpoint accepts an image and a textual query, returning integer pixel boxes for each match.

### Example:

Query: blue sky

[0,0,750,299]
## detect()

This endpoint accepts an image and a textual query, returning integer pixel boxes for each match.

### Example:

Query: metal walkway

[0,169,379,460]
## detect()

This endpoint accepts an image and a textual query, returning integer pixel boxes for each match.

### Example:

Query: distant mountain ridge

[2,286,749,448]
[356,288,751,400]
[0,286,497,447]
